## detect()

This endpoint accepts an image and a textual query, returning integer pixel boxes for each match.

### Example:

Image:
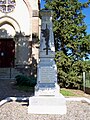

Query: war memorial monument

[28,10,67,115]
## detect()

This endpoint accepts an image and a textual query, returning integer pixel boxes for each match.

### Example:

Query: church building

[0,0,40,79]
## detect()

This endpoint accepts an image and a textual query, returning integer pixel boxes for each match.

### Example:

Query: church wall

[0,0,31,35]
[15,37,30,64]
[32,17,39,37]
[0,0,32,66]
[8,0,31,35]
[29,0,39,10]
[0,0,40,77]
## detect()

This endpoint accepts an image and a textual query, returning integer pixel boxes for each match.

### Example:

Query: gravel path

[0,101,90,120]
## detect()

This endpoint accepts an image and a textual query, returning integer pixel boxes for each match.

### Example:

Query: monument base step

[28,94,67,114]
[35,83,60,96]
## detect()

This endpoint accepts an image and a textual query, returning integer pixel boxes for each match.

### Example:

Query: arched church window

[0,0,16,13]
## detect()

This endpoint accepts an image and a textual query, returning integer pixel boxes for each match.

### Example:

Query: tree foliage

[43,0,90,88]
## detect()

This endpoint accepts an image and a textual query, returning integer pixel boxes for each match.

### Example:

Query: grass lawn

[60,89,75,96]
[15,84,90,97]
[60,88,85,97]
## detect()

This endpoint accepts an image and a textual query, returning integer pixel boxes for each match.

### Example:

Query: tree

[43,0,90,88]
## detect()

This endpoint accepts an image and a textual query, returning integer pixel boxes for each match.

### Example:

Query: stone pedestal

[28,94,66,114]
[28,10,67,114]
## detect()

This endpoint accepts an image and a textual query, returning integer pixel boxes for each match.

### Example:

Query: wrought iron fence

[85,71,90,94]
[86,71,90,88]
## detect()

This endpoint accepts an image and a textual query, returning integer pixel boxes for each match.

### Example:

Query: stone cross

[42,24,50,55]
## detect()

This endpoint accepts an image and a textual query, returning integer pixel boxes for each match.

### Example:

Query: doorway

[0,38,15,68]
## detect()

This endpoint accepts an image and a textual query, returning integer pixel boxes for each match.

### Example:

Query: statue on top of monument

[42,24,51,55]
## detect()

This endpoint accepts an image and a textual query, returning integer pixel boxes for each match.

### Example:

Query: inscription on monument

[40,67,56,83]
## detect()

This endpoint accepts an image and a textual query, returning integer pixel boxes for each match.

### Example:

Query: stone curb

[0,97,90,107]
[0,97,29,106]
[66,97,90,104]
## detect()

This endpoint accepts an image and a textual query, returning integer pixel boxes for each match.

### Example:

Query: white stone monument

[28,10,67,114]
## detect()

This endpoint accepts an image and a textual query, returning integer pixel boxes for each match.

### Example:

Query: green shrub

[15,75,37,87]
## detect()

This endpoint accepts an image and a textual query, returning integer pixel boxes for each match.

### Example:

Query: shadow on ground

[0,79,34,101]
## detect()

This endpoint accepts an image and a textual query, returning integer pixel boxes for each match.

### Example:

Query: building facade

[0,0,40,78]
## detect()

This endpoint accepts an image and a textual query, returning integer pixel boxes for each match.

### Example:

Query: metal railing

[86,71,90,88]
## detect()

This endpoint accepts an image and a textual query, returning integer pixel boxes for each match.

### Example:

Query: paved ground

[0,79,33,100]
[0,79,90,100]
[0,79,90,120]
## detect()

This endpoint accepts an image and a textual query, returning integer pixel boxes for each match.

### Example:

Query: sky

[41,0,90,35]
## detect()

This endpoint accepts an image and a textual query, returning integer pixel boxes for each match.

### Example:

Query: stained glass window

[0,0,16,13]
